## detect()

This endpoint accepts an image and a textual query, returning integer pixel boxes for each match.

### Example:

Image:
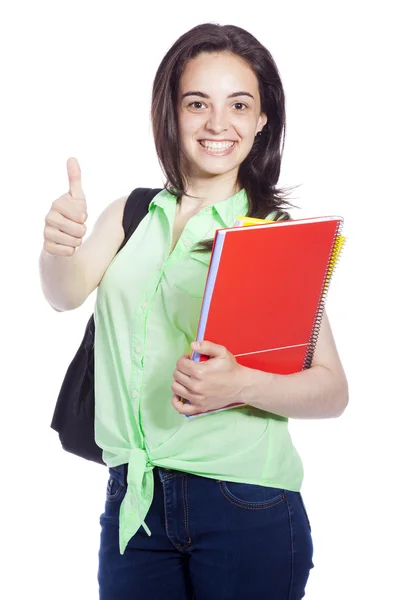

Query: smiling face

[177,51,267,182]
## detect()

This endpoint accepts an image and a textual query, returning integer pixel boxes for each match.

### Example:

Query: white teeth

[200,140,235,150]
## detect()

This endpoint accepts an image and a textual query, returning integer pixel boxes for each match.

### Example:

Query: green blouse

[94,187,304,555]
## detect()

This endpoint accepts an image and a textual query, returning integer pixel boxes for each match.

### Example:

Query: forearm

[38,248,88,312]
[239,364,349,419]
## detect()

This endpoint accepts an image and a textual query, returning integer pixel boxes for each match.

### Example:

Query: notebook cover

[186,216,344,417]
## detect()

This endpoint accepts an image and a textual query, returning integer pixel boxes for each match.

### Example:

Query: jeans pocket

[106,470,125,503]
[298,492,312,532]
[218,480,286,510]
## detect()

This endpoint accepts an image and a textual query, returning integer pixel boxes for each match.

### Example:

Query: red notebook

[186,215,345,417]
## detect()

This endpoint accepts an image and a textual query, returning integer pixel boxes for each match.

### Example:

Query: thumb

[191,340,227,358]
[67,157,86,201]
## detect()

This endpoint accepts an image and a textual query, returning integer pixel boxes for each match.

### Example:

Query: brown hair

[151,23,298,251]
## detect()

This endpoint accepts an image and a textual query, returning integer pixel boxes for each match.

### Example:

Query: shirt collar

[149,188,174,212]
[149,187,248,228]
[211,187,248,227]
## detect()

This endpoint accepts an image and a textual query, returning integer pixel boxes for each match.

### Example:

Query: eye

[188,101,205,110]
[233,102,248,110]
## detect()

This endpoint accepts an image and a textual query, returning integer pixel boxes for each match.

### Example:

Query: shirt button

[135,346,141,353]
[132,390,138,398]
[183,239,191,247]
[141,301,148,308]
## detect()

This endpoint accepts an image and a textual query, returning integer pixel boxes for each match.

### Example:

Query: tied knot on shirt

[124,447,154,536]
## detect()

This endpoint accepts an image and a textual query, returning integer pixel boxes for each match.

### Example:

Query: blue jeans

[98,465,314,599]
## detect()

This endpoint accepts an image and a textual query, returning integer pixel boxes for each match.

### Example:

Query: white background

[1,1,399,598]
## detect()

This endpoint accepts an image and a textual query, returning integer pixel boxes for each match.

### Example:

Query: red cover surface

[198,218,341,374]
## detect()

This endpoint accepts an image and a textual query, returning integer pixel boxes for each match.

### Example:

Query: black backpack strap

[119,187,163,253]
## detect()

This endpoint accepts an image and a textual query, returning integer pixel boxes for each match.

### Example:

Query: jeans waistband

[109,464,177,487]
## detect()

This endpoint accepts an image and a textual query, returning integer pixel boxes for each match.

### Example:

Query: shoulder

[86,194,130,248]
[111,194,129,214]
[96,194,129,225]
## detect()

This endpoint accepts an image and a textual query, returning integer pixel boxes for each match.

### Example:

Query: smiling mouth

[198,140,237,155]
[199,140,236,149]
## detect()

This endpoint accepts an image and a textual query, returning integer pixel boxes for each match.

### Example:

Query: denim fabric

[98,465,314,599]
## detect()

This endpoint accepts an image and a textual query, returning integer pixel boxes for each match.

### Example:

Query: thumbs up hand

[43,157,88,257]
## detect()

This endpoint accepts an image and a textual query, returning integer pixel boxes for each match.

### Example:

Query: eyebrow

[181,91,255,101]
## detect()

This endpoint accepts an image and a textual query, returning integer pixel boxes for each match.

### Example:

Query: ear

[257,112,268,132]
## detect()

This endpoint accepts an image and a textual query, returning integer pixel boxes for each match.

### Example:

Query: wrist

[238,365,276,409]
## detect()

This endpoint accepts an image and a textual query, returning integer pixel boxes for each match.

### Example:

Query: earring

[255,131,263,138]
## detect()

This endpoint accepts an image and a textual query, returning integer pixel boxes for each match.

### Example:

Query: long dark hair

[151,23,299,252]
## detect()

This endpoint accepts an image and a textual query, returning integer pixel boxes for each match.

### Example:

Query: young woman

[40,22,348,600]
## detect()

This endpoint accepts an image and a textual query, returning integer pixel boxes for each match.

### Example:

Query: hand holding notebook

[171,338,248,416]
[176,215,346,417]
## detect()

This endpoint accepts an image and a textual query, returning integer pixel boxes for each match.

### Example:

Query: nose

[205,107,230,135]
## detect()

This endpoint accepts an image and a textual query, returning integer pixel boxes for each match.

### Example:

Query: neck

[178,171,241,215]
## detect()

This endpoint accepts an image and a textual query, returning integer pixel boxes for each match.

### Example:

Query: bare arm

[239,310,349,419]
[39,194,128,312]
[39,157,131,311]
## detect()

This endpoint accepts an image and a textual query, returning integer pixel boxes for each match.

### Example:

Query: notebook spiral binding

[302,219,346,370]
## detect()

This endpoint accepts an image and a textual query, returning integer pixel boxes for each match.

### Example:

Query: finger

[171,394,198,415]
[42,240,75,257]
[67,157,85,201]
[46,210,87,237]
[176,355,198,377]
[191,340,227,358]
[51,198,87,225]
[43,225,83,248]
[171,380,194,400]
[173,368,192,388]
[171,394,186,414]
